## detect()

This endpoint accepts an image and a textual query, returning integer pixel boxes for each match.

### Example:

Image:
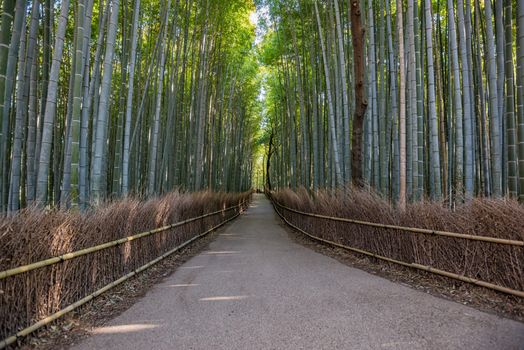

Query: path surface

[73,194,524,350]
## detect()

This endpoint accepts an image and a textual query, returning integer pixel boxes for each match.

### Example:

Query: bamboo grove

[259,0,524,205]
[0,0,261,211]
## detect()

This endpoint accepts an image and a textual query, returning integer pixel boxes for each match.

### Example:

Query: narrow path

[73,194,524,350]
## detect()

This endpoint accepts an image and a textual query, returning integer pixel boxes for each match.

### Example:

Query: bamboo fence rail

[273,201,524,246]
[0,203,243,280]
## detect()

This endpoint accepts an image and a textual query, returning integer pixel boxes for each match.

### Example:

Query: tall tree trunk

[414,0,424,198]
[474,0,491,196]
[148,0,170,195]
[457,0,474,198]
[397,0,406,209]
[8,16,27,211]
[68,0,91,206]
[424,0,442,199]
[0,0,26,210]
[349,0,367,187]
[407,0,418,199]
[517,0,524,200]
[448,0,464,199]
[9,0,40,210]
[368,0,379,190]
[91,0,121,203]
[495,0,505,160]
[505,0,518,197]
[123,0,141,196]
[0,0,16,193]
[483,0,502,196]
[314,2,342,186]
[333,0,350,184]
[26,56,38,202]
[385,0,398,200]
[194,4,209,191]
[80,0,108,207]
[35,0,71,206]
[310,39,320,191]
[291,24,308,189]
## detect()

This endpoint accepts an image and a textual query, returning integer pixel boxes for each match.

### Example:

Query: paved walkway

[73,194,524,350]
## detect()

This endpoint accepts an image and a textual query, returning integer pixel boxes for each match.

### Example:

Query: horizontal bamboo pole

[273,201,524,247]
[272,202,524,299]
[0,209,242,349]
[0,202,245,280]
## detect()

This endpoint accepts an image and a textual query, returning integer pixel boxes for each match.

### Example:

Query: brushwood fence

[0,191,250,348]
[268,191,523,298]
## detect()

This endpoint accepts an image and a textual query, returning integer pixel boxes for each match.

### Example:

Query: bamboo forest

[0,0,524,210]
[0,0,259,211]
[261,0,524,206]
[1,0,524,348]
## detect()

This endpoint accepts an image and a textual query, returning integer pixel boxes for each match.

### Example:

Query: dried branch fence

[268,190,524,298]
[0,191,251,348]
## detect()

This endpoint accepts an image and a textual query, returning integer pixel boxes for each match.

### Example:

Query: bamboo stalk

[273,201,524,247]
[271,201,524,299]
[0,209,242,349]
[0,202,244,280]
